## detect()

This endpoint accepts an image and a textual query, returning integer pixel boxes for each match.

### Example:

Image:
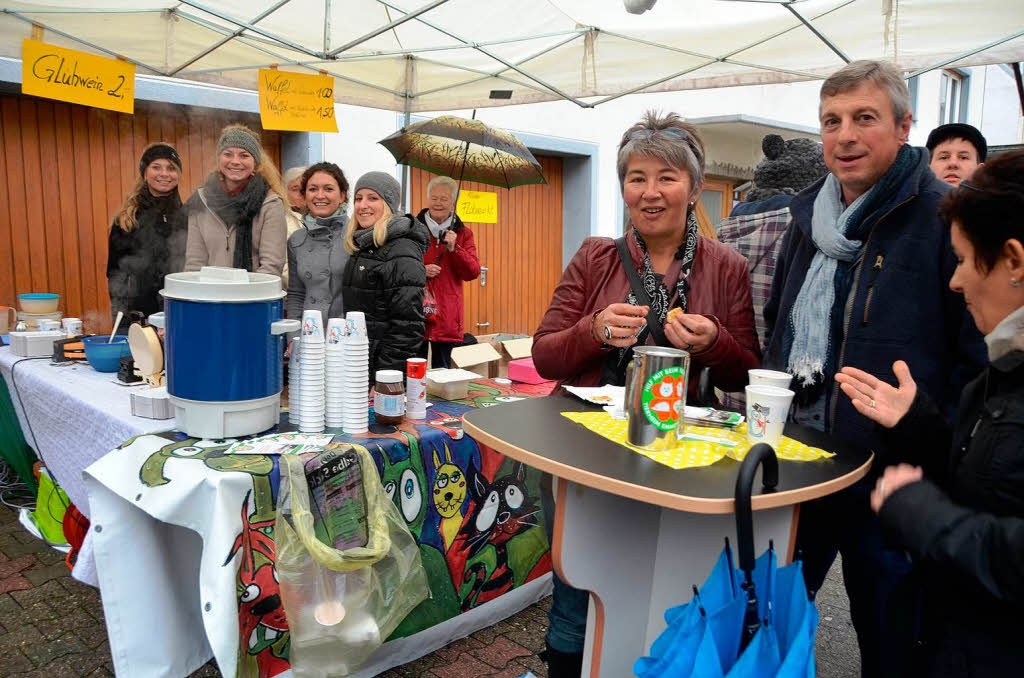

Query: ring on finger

[604,325,613,341]
[869,398,877,408]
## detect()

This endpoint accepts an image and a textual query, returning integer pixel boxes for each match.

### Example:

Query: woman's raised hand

[592,303,648,348]
[835,360,917,429]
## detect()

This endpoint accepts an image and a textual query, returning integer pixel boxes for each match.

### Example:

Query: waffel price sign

[259,69,338,132]
[456,190,498,224]
[22,39,135,114]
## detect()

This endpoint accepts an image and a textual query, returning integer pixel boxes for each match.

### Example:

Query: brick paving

[0,502,859,677]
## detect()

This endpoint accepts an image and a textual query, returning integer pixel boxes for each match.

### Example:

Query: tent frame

[3,1,1023,111]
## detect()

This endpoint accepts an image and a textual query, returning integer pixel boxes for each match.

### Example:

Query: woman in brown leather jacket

[533,111,761,677]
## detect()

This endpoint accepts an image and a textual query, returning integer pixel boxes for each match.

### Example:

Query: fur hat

[746,135,828,202]
[353,171,402,215]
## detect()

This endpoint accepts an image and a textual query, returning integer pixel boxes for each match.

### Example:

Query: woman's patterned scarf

[625,209,699,322]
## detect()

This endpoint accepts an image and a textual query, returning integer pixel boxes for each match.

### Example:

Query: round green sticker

[641,366,686,430]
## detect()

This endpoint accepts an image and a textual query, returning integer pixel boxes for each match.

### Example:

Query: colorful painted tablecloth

[84,379,554,678]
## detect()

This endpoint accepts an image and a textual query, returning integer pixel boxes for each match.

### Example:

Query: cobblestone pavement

[0,504,859,677]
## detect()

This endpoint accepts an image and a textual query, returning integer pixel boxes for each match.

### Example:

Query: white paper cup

[745,385,795,448]
[301,310,324,342]
[326,318,348,345]
[345,312,367,338]
[62,318,83,335]
[748,369,793,390]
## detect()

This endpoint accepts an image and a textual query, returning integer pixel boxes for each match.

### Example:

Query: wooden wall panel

[0,94,281,333]
[410,154,564,336]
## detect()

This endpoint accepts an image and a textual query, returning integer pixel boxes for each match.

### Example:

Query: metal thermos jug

[623,346,690,449]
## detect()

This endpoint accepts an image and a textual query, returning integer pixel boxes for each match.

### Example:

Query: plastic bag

[275,445,428,677]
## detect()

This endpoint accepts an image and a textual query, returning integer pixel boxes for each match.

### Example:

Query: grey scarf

[423,211,454,240]
[986,305,1024,362]
[301,205,348,234]
[787,174,874,385]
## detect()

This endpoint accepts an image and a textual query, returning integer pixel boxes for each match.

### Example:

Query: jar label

[376,392,405,417]
[641,366,686,431]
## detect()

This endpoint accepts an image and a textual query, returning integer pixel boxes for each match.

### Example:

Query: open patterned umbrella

[379,115,546,189]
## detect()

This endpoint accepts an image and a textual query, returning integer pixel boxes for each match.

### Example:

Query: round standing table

[463,395,873,678]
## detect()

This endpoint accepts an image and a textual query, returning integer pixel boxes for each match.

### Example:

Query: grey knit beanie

[746,135,827,202]
[217,127,262,165]
[353,171,402,215]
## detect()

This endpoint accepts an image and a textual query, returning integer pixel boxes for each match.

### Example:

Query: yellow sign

[21,39,135,114]
[258,69,338,132]
[456,190,498,224]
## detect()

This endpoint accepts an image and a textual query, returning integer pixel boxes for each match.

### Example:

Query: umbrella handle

[735,443,779,576]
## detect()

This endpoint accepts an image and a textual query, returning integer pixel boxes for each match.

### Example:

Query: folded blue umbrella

[634,444,818,678]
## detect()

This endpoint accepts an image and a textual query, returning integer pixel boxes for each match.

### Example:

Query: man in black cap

[926,122,987,187]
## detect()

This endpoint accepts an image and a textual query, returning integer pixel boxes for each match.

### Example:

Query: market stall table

[463,394,873,678]
[83,379,556,678]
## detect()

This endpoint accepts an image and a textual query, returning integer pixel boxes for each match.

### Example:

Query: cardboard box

[497,337,533,377]
[508,357,546,384]
[450,342,502,378]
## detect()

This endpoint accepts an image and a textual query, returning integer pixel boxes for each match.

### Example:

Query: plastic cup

[745,385,795,448]
[748,369,793,390]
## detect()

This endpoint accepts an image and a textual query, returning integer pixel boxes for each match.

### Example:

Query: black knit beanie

[746,135,828,202]
[139,144,182,177]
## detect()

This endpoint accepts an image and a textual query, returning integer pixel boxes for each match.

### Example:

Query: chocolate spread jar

[374,370,405,425]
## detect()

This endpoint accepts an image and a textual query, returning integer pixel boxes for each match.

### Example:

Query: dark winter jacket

[415,208,481,344]
[106,189,187,318]
[533,229,761,399]
[763,155,986,454]
[342,215,429,376]
[877,348,1024,676]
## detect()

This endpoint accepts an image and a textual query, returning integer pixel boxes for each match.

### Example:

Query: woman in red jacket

[416,175,481,367]
[534,110,761,677]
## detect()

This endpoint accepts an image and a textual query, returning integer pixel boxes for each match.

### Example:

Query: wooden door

[0,94,281,334]
[410,155,563,336]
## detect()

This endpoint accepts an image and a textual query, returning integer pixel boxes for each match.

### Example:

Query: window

[938,70,966,124]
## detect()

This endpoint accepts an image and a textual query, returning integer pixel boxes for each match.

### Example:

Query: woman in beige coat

[184,124,287,276]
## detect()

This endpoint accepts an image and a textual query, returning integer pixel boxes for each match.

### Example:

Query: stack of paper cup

[288,337,302,423]
[324,317,347,429]
[748,369,793,389]
[341,311,369,434]
[296,310,326,433]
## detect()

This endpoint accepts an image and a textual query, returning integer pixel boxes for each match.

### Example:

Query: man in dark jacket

[763,60,987,677]
[416,175,481,368]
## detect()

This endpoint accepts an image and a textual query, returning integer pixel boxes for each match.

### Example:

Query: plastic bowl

[18,293,60,314]
[82,335,131,372]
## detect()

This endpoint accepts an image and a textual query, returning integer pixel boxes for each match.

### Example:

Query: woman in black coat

[835,151,1024,677]
[342,171,429,376]
[107,143,188,318]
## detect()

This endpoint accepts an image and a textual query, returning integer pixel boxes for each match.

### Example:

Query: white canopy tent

[1,0,1022,113]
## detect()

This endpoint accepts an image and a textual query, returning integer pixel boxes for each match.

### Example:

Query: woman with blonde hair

[184,124,287,275]
[341,171,429,376]
[107,142,188,317]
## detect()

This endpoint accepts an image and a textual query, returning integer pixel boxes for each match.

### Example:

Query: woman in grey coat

[285,162,350,322]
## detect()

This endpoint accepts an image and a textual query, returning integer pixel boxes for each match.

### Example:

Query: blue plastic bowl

[82,335,131,372]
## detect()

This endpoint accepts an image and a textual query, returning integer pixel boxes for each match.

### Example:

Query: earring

[1012,278,1022,288]
[688,202,695,207]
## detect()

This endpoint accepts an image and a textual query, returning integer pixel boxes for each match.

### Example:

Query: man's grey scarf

[787,174,874,385]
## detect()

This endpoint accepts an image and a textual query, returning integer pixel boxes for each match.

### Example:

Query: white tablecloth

[0,346,174,514]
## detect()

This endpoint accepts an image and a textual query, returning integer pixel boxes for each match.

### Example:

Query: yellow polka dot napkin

[561,412,833,470]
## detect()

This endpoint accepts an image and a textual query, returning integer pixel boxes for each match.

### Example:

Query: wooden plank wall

[410,155,564,337]
[0,95,281,333]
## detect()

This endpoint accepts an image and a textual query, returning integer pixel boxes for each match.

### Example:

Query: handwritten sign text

[456,190,499,224]
[259,69,338,132]
[22,39,135,114]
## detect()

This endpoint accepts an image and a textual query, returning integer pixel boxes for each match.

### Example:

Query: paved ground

[0,503,860,677]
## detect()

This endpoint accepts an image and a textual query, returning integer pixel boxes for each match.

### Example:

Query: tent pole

[323,0,331,55]
[401,55,414,212]
[784,4,850,63]
[904,30,1024,79]
[177,0,319,57]
[327,0,450,57]
[167,0,294,76]
[377,0,591,108]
